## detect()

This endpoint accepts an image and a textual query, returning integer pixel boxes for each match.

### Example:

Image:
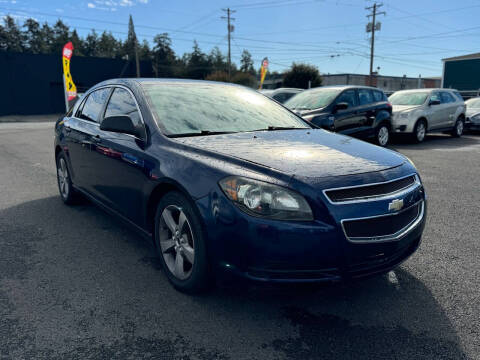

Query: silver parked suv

[389,89,466,142]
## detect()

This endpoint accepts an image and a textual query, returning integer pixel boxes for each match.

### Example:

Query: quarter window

[336,90,357,108]
[373,90,385,102]
[358,89,374,105]
[104,87,143,134]
[77,88,111,123]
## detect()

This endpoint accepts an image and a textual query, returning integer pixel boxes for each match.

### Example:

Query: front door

[92,87,150,225]
[333,89,364,135]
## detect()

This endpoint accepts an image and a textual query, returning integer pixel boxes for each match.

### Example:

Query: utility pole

[366,3,385,86]
[221,8,236,81]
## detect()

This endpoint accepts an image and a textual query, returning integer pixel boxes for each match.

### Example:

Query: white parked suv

[389,89,466,142]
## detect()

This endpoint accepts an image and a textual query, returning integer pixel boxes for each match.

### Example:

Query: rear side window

[77,88,111,123]
[336,90,357,108]
[440,91,455,103]
[453,91,464,102]
[358,89,374,105]
[104,87,143,130]
[373,90,385,102]
[273,93,288,103]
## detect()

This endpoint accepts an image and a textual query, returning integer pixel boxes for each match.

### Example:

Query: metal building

[442,53,480,98]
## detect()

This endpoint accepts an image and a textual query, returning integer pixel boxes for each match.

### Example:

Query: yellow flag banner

[62,42,77,109]
[259,57,269,90]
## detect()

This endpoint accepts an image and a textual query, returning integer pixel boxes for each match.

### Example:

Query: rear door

[351,88,376,138]
[63,87,111,191]
[333,89,364,134]
[439,91,457,128]
[427,91,444,130]
[92,86,150,225]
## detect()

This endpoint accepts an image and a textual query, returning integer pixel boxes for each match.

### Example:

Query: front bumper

[391,115,416,133]
[466,117,480,130]
[195,171,426,283]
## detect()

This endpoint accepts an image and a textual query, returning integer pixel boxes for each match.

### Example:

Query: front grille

[342,202,422,241]
[325,175,417,203]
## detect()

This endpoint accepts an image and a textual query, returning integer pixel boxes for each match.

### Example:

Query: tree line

[0,15,322,89]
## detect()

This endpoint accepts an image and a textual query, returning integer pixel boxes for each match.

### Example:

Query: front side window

[358,89,373,106]
[104,88,143,132]
[389,92,429,106]
[77,88,111,123]
[336,90,357,108]
[143,83,310,136]
[430,92,441,103]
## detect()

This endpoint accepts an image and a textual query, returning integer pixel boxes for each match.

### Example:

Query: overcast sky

[1,0,480,77]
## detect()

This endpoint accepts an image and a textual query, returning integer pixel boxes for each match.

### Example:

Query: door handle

[92,135,102,143]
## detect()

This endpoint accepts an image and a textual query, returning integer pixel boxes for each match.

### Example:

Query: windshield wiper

[168,130,237,138]
[267,126,307,131]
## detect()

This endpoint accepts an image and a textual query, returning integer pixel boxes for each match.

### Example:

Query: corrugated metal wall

[0,51,154,116]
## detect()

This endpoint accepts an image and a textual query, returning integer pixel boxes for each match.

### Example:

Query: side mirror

[100,115,139,137]
[334,102,349,112]
[429,99,441,106]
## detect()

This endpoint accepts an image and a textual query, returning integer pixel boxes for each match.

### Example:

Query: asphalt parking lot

[0,121,479,360]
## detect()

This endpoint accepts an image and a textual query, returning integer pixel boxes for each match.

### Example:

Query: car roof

[392,88,458,94]
[92,78,249,89]
[306,85,383,91]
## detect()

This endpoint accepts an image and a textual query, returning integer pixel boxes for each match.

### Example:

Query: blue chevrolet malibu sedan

[54,79,426,293]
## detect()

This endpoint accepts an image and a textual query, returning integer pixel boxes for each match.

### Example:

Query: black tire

[451,117,464,137]
[154,191,210,293]
[412,119,427,143]
[375,123,390,147]
[56,152,79,205]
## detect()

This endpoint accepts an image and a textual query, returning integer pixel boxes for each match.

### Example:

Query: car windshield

[466,98,480,108]
[142,83,310,136]
[389,92,429,105]
[284,88,342,110]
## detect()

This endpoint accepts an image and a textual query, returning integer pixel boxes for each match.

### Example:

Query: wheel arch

[416,116,428,130]
[145,179,199,239]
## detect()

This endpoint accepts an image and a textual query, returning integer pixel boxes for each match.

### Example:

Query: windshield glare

[466,98,480,108]
[389,92,428,106]
[143,84,309,136]
[284,88,341,110]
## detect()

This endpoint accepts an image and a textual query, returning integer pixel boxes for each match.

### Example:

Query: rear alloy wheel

[56,153,78,204]
[413,120,427,143]
[376,124,390,147]
[451,118,464,137]
[155,191,209,293]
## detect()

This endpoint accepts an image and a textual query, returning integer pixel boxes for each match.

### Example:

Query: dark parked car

[285,85,393,146]
[55,79,426,293]
[260,87,303,103]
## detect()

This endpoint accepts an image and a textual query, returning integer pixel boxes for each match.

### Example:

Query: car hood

[177,129,406,178]
[466,108,480,118]
[392,104,421,113]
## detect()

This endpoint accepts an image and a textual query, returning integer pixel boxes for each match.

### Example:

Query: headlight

[219,176,313,221]
[394,112,410,120]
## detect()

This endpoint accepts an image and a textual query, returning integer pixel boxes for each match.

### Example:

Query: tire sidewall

[154,191,209,293]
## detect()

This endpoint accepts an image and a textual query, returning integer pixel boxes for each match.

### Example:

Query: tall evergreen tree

[185,40,209,79]
[82,30,98,57]
[52,19,70,54]
[40,22,54,53]
[23,19,42,53]
[2,16,24,52]
[208,46,226,72]
[124,15,138,60]
[152,33,176,77]
[240,49,254,74]
[97,31,119,58]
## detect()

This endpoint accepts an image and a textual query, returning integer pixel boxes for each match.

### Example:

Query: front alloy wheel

[414,120,426,143]
[159,205,195,280]
[155,191,209,293]
[376,125,390,147]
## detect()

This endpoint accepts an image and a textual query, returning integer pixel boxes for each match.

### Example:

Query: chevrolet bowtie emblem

[388,199,404,212]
